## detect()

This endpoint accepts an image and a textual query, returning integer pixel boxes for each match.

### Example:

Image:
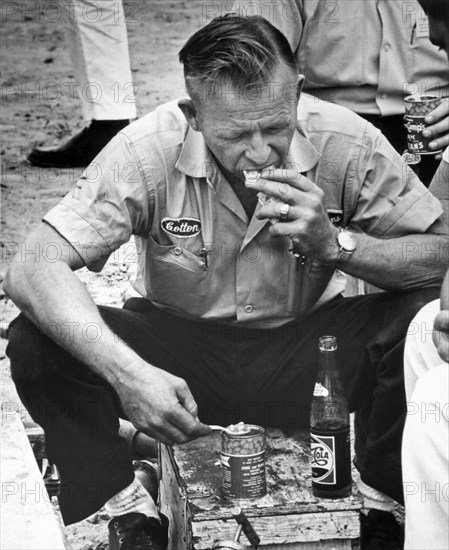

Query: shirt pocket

[146,233,206,273]
[143,234,210,315]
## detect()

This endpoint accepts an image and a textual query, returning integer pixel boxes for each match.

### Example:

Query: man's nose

[244,133,271,167]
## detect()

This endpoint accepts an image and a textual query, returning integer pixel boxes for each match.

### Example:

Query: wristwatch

[335,228,356,263]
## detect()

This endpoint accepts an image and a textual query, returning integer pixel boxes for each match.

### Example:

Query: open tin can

[220,424,267,500]
[404,94,442,155]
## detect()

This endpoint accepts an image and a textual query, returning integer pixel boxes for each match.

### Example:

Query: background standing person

[230,0,449,186]
[27,0,136,168]
[402,0,449,548]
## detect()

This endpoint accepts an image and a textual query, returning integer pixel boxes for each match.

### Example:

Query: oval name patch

[161,217,201,238]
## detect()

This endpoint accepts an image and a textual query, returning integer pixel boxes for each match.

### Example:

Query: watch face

[338,230,356,252]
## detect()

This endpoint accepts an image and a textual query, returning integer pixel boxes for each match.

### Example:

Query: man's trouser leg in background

[402,300,449,550]
[7,287,438,524]
[27,0,137,167]
[62,0,137,121]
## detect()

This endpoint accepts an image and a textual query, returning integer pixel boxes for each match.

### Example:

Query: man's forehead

[198,74,299,112]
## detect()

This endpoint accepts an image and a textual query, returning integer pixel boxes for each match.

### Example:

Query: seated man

[4,15,448,550]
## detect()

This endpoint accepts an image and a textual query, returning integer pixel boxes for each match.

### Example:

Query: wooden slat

[191,510,359,549]
[1,403,68,549]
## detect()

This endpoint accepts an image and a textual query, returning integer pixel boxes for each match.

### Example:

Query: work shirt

[44,95,443,327]
[231,0,449,116]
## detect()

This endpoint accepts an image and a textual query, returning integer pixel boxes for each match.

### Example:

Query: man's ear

[178,98,200,131]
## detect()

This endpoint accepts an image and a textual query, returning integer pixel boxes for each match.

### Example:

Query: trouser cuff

[59,441,134,525]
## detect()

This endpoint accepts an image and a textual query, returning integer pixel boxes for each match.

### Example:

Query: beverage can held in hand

[404,95,442,155]
[310,336,351,498]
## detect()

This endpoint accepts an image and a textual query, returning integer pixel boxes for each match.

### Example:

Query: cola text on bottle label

[311,426,351,491]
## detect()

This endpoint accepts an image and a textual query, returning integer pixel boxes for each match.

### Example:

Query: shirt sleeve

[348,127,444,237]
[43,132,152,271]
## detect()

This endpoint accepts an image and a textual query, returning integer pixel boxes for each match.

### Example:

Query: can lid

[318,335,337,351]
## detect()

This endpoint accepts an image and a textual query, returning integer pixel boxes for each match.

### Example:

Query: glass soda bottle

[310,335,351,498]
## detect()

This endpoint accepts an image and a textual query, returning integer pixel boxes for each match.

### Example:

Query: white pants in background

[61,0,137,120]
[403,300,449,550]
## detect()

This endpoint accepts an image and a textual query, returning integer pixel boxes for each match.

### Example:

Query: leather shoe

[108,512,169,550]
[360,510,404,549]
[27,119,129,168]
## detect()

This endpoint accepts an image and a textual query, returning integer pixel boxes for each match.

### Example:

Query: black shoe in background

[108,512,169,550]
[27,119,130,168]
[360,510,404,550]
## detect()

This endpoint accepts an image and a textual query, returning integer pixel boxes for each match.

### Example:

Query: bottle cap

[318,335,338,351]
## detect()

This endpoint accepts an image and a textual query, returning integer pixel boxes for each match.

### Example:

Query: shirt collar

[175,120,321,179]
[175,126,213,179]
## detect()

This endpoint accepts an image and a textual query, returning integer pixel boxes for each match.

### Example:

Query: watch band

[336,246,353,264]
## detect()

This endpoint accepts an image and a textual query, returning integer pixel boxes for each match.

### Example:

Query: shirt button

[244,304,254,313]
[173,247,182,255]
[384,43,391,51]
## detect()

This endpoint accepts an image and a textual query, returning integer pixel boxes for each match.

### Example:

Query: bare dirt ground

[0,1,234,547]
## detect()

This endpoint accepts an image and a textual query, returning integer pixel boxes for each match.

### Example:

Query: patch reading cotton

[161,217,201,238]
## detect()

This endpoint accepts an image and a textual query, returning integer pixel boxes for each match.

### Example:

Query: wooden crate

[159,428,361,549]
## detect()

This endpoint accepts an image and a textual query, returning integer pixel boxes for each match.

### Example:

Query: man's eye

[266,127,285,134]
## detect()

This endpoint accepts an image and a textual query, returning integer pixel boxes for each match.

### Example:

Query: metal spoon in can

[209,422,251,436]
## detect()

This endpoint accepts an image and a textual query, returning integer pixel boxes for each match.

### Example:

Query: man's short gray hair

[178,14,298,101]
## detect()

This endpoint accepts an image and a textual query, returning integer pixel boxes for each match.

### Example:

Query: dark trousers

[7,288,438,524]
[361,113,440,187]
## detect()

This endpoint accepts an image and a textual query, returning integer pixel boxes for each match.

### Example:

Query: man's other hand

[424,97,449,159]
[114,360,212,446]
[247,167,338,262]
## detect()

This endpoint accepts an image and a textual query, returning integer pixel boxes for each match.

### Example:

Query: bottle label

[311,433,336,484]
[311,426,351,488]
[313,383,329,397]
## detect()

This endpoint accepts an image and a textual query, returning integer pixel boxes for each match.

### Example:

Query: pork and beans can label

[220,425,267,500]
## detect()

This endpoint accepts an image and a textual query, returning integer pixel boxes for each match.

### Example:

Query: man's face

[193,64,300,182]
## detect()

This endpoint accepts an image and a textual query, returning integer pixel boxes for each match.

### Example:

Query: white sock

[357,477,395,515]
[105,475,160,521]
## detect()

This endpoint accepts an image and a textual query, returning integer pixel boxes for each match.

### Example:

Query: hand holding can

[404,95,443,155]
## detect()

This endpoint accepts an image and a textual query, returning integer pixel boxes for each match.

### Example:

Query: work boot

[360,510,404,550]
[27,119,129,168]
[108,512,169,550]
